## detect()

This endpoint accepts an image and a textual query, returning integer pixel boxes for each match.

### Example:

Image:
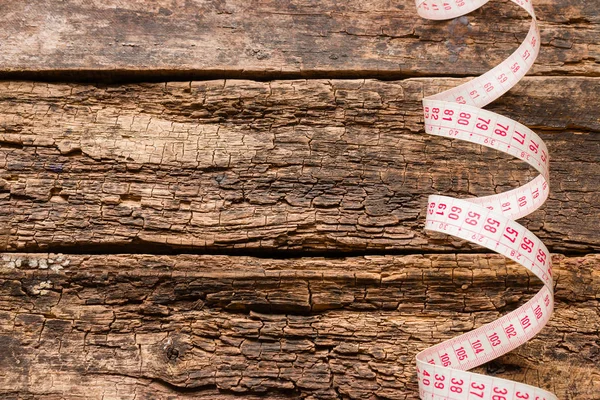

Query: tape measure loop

[416,0,556,399]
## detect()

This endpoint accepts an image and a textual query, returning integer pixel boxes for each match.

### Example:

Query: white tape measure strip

[414,1,557,399]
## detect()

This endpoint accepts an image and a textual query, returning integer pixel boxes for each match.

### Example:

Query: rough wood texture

[1,0,598,79]
[1,78,598,254]
[0,253,598,399]
[2,0,599,398]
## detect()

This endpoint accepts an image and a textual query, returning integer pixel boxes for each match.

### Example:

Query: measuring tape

[414,0,557,399]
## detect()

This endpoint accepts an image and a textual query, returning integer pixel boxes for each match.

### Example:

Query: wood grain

[0,252,597,399]
[1,78,598,254]
[2,0,598,398]
[0,0,598,79]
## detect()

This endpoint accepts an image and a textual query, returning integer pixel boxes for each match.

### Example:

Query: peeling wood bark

[1,78,598,253]
[0,253,598,399]
[0,0,598,80]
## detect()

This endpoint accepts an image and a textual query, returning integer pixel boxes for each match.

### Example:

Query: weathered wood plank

[0,253,598,399]
[0,0,598,79]
[1,78,598,253]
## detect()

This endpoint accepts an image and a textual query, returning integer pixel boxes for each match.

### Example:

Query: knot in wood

[166,345,179,360]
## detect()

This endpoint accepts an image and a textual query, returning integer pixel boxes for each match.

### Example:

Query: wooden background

[0,0,598,399]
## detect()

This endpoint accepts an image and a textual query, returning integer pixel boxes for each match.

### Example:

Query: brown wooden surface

[1,0,599,399]
[0,0,598,79]
[1,78,598,254]
[1,253,599,399]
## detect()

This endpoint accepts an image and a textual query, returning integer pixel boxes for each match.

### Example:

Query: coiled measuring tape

[414,0,556,399]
